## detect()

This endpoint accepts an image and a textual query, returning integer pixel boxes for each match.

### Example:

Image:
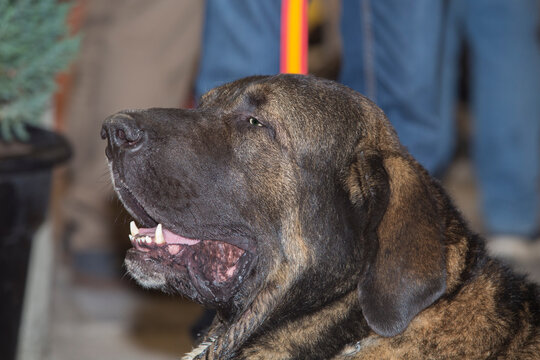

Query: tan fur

[109,75,539,359]
[334,271,529,359]
[191,77,540,358]
[378,156,443,278]
[241,292,361,359]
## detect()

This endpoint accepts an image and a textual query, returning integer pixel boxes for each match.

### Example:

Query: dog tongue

[138,226,200,245]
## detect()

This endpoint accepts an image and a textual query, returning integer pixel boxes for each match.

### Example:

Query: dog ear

[346,150,446,337]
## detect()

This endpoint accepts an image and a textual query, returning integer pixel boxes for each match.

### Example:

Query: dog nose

[102,113,145,159]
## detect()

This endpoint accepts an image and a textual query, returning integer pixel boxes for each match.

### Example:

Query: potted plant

[0,1,79,359]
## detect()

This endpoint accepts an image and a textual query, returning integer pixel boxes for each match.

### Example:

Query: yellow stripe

[286,0,303,74]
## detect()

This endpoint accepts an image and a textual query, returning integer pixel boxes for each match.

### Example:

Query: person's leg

[467,0,540,237]
[339,0,371,98]
[63,0,204,266]
[340,0,454,175]
[194,0,281,99]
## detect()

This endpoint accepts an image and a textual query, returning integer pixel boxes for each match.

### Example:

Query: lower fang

[168,245,180,255]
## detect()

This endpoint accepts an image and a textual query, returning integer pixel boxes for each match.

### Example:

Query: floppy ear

[346,150,446,337]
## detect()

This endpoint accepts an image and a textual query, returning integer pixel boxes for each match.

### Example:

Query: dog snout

[102,112,145,160]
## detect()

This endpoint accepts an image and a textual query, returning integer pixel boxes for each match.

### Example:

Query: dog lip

[114,177,257,253]
[132,221,256,254]
[113,175,254,250]
[115,182,158,228]
[187,249,254,302]
[126,237,257,305]
[125,221,258,305]
[148,220,257,253]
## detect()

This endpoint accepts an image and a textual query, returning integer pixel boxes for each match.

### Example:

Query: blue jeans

[341,0,540,236]
[195,0,281,98]
[341,0,452,175]
[449,0,540,236]
[196,0,540,236]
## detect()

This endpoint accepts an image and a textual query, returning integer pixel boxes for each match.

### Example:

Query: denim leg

[467,0,540,236]
[195,0,281,99]
[340,0,373,98]
[439,0,466,169]
[340,0,452,175]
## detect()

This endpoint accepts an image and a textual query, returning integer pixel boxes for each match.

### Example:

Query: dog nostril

[116,129,126,141]
[114,127,143,146]
[102,112,144,151]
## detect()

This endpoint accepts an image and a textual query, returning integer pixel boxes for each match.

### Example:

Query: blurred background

[1,1,539,359]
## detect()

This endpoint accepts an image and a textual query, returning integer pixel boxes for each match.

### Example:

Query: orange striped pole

[280,0,308,74]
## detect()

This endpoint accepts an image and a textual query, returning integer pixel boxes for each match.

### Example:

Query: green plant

[0,0,79,141]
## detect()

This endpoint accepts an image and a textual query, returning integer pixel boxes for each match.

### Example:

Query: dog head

[102,74,446,339]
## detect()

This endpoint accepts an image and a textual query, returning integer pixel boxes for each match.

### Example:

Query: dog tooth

[130,221,139,236]
[155,224,165,244]
[129,234,134,242]
[145,236,152,244]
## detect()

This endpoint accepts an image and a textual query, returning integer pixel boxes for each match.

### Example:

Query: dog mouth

[129,221,248,284]
[115,181,255,305]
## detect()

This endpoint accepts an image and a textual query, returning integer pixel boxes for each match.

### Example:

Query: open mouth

[129,221,248,284]
[115,180,255,304]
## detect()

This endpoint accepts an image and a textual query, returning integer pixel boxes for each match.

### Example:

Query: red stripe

[280,0,290,73]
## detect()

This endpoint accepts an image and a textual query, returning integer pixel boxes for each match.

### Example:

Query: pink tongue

[139,227,200,245]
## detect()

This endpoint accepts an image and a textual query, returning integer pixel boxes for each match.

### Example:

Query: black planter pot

[0,127,71,360]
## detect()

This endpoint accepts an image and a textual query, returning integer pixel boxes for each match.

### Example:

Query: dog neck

[237,290,369,359]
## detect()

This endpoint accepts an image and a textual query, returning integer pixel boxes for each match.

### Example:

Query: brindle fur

[103,75,540,359]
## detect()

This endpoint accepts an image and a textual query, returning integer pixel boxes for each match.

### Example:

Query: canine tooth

[145,236,152,244]
[129,234,134,241]
[155,224,165,244]
[130,221,139,236]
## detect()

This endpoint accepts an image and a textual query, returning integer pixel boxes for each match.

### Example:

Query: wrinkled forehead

[200,75,362,132]
[198,76,271,110]
[198,75,399,158]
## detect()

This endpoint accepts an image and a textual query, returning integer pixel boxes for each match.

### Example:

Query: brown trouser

[62,0,203,254]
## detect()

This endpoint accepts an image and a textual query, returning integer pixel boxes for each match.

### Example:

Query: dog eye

[248,117,264,127]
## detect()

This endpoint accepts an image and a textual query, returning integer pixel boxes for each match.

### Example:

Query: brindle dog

[102,74,540,359]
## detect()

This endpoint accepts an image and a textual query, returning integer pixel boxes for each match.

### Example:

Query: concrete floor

[45,266,203,360]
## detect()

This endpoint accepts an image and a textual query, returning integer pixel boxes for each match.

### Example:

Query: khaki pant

[62,0,203,253]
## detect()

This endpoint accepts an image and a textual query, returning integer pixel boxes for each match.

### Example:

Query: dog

[102,74,540,359]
